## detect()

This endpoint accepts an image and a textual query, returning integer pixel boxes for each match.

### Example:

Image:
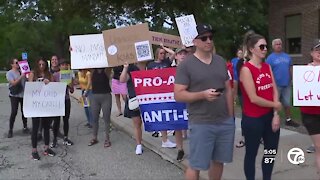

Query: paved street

[0,84,184,180]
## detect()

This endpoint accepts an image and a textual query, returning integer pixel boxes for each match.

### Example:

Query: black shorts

[124,98,141,118]
[301,113,320,135]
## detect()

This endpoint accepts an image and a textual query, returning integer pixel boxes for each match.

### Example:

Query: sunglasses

[13,61,18,64]
[197,35,213,42]
[258,44,268,51]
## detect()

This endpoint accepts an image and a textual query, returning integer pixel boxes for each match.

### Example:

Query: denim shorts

[188,117,235,170]
[277,85,291,107]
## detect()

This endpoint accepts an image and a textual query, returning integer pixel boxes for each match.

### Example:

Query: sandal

[88,139,98,146]
[104,139,111,148]
[116,113,123,117]
[236,140,245,148]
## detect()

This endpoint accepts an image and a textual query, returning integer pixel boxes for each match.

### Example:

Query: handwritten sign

[149,31,182,48]
[175,15,198,47]
[69,34,108,69]
[18,60,30,75]
[103,23,153,67]
[293,65,320,106]
[130,68,188,131]
[60,70,72,84]
[23,82,67,117]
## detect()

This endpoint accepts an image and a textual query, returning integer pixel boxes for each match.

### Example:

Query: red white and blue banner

[131,67,188,132]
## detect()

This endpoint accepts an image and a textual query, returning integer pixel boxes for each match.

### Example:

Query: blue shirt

[231,57,240,81]
[266,52,292,86]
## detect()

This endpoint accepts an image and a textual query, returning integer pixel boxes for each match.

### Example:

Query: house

[268,0,320,64]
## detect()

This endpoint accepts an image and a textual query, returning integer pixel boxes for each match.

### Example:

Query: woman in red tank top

[239,31,282,180]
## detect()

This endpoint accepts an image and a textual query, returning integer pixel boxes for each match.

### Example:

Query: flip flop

[116,113,123,117]
[236,140,245,148]
[88,139,98,146]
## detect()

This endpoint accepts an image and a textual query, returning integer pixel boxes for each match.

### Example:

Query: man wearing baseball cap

[174,24,235,180]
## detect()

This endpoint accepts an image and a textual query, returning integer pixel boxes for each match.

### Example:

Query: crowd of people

[5,23,320,179]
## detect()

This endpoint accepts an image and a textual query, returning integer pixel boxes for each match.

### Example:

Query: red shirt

[227,62,234,88]
[240,62,274,117]
[300,106,320,115]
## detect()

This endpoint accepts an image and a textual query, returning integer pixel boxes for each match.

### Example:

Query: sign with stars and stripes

[130,67,188,132]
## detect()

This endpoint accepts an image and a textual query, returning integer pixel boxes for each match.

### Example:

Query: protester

[120,62,145,155]
[112,65,127,117]
[87,68,112,148]
[147,46,176,148]
[239,31,282,180]
[300,39,320,174]
[51,59,74,148]
[29,58,55,160]
[174,24,235,180]
[78,69,93,128]
[50,55,60,73]
[231,48,243,100]
[173,48,188,161]
[6,58,29,138]
[266,38,300,127]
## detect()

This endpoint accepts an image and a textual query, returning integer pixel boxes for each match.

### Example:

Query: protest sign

[69,33,108,69]
[23,82,67,118]
[22,52,28,60]
[103,23,153,67]
[175,14,198,47]
[18,60,30,75]
[60,70,72,84]
[130,68,188,131]
[149,31,182,48]
[293,65,320,106]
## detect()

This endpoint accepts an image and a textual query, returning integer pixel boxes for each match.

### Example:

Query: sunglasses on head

[197,35,213,42]
[258,44,268,51]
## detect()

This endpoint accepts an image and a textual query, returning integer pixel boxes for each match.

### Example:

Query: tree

[0,0,268,69]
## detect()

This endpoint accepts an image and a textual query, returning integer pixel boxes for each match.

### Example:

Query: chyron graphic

[287,148,305,165]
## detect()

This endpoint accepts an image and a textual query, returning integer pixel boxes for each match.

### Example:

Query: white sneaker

[162,140,176,148]
[135,144,143,155]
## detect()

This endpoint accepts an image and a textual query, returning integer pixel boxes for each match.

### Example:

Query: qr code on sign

[135,41,152,61]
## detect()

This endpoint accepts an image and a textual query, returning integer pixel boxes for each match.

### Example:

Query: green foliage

[0,73,6,83]
[0,0,268,69]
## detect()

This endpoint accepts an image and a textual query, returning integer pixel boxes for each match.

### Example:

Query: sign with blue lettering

[131,68,188,131]
[22,52,28,60]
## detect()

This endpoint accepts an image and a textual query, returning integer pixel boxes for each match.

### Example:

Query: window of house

[285,14,301,54]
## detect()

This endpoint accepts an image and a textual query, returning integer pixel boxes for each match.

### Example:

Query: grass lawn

[0,73,6,83]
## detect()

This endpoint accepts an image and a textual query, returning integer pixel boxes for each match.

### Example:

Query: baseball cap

[312,39,320,50]
[59,59,69,65]
[175,48,187,53]
[196,24,214,38]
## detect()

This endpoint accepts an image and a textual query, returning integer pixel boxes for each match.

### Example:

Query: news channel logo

[287,147,305,165]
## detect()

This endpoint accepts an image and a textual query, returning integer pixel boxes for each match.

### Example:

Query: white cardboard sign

[23,82,67,117]
[175,15,198,47]
[293,65,320,106]
[70,34,108,69]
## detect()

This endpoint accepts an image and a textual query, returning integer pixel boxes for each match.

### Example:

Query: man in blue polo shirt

[266,38,299,127]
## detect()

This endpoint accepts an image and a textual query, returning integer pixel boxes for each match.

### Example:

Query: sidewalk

[71,89,317,180]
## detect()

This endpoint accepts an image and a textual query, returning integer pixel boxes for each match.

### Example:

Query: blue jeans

[82,90,93,125]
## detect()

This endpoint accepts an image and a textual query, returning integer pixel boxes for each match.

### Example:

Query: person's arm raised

[120,62,129,83]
